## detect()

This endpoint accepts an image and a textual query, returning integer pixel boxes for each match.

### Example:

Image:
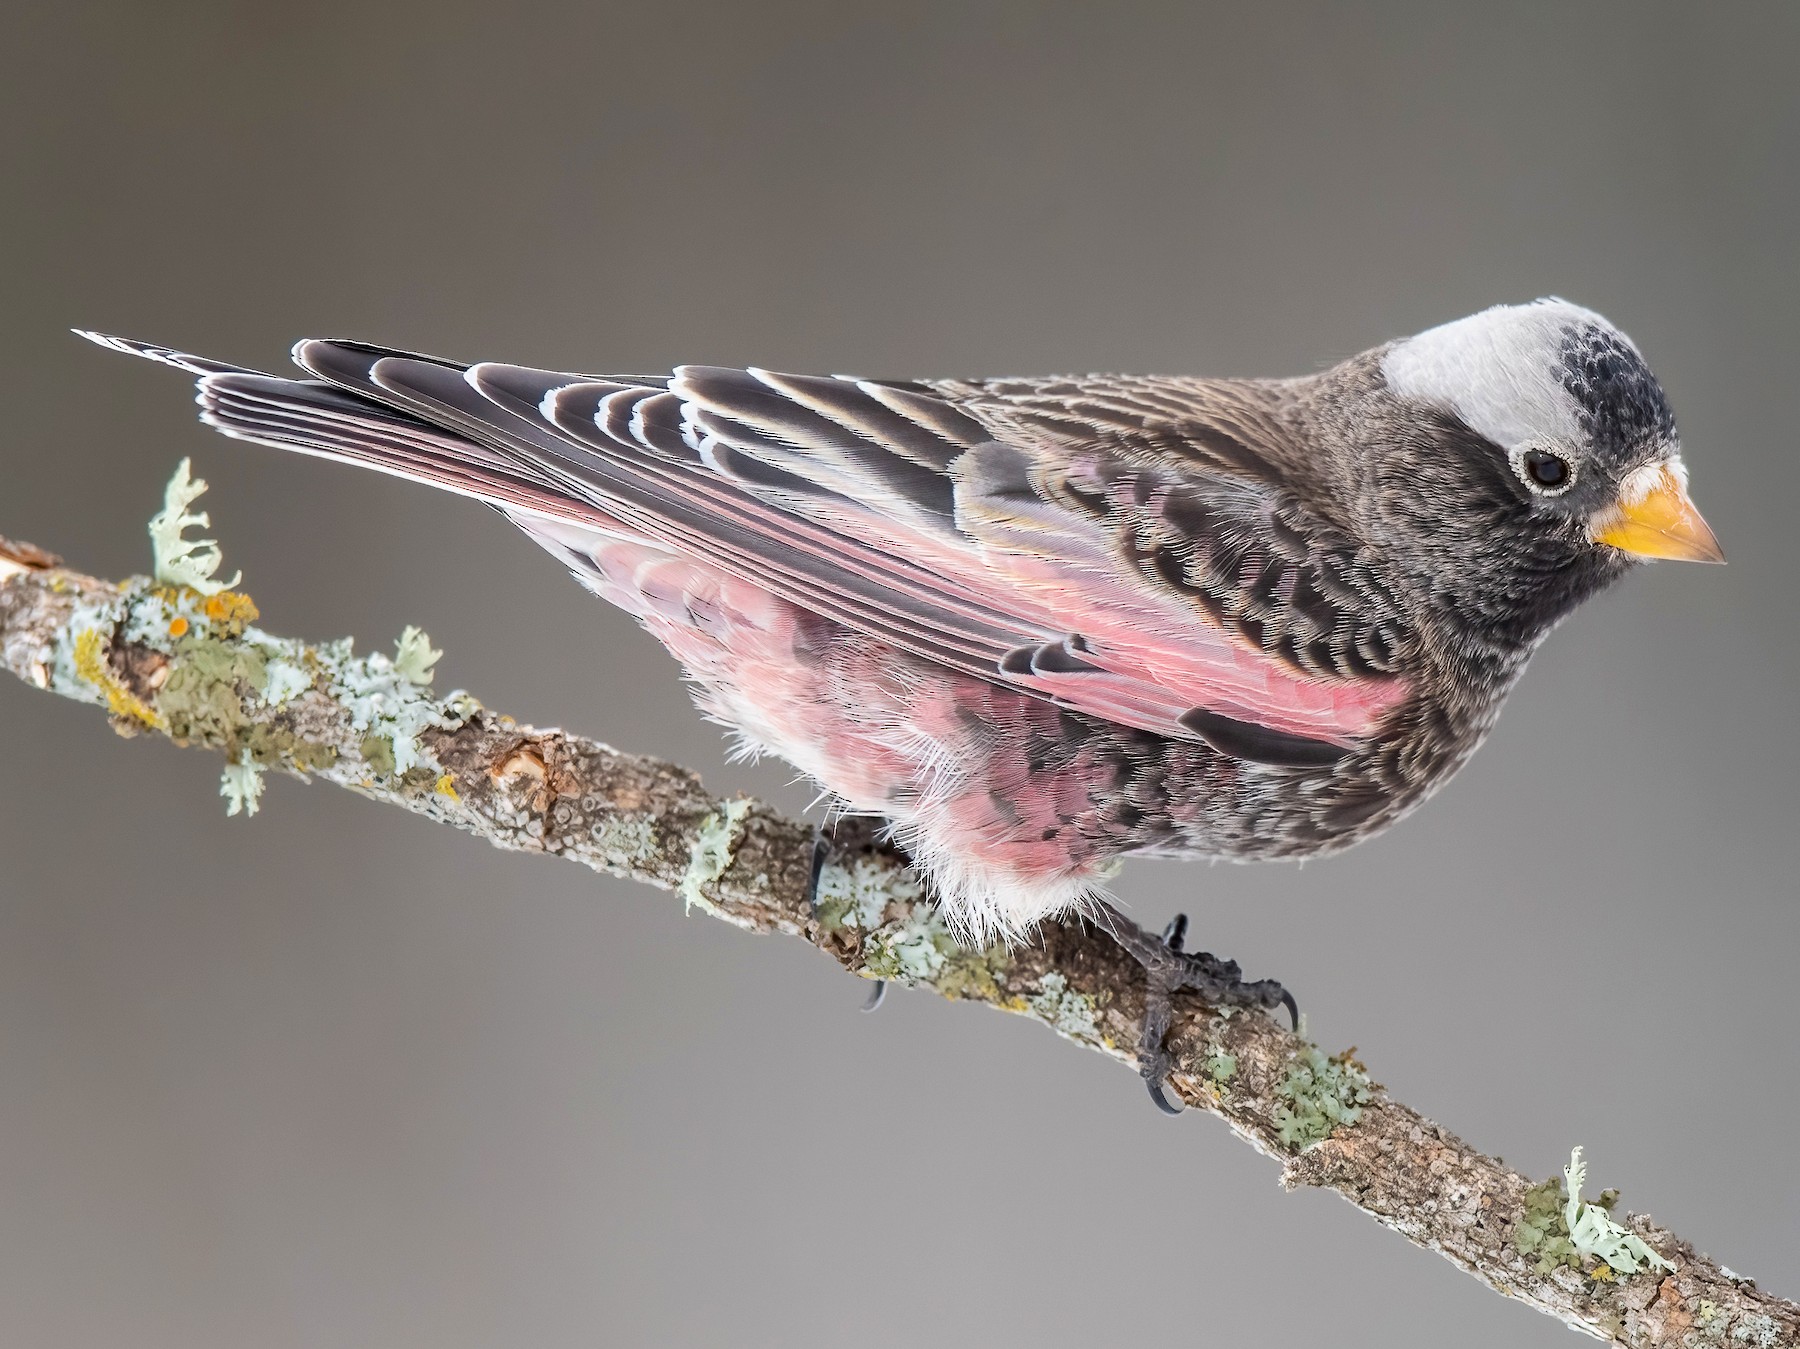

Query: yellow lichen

[72,628,162,729]
[434,773,460,801]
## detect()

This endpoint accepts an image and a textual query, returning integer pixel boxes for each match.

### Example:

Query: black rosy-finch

[81,299,1720,1103]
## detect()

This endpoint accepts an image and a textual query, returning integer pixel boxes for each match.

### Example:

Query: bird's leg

[1099,905,1296,1115]
[807,822,886,1013]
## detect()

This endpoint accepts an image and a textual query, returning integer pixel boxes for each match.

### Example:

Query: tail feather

[78,329,601,525]
[73,330,273,379]
[292,340,580,468]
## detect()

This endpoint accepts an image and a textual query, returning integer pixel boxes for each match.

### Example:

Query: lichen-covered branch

[2,529,1794,1347]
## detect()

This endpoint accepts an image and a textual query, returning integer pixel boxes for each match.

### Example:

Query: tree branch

[2,531,1793,1347]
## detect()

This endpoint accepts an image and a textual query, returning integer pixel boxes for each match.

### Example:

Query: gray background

[3,3,1795,1345]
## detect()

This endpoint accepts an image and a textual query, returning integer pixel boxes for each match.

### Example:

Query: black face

[1488,323,1679,543]
[1351,311,1697,656]
[1558,323,1677,463]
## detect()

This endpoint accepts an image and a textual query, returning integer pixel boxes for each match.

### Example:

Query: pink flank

[525,519,1399,940]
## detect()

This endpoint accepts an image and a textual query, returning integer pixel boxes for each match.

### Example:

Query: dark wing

[932,373,1410,684]
[84,334,1410,761]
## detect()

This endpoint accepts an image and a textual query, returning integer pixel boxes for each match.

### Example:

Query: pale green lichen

[1515,1175,1584,1273]
[260,655,312,706]
[1564,1148,1672,1275]
[1730,1313,1782,1347]
[42,586,151,712]
[1513,1147,1672,1277]
[805,834,1007,1001]
[679,797,755,915]
[1273,1044,1372,1150]
[813,852,922,932]
[323,633,473,779]
[935,942,1010,1003]
[809,848,971,983]
[392,625,441,686]
[160,633,265,741]
[220,754,266,817]
[858,900,1010,1002]
[359,732,396,777]
[861,904,950,982]
[29,477,480,820]
[1025,972,1101,1043]
[587,815,658,867]
[148,459,240,596]
[168,613,473,804]
[1200,1009,1238,1090]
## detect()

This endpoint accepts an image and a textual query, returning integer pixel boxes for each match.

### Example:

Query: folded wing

[84,333,1409,762]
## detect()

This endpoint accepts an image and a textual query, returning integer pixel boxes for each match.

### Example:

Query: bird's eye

[1516,448,1574,494]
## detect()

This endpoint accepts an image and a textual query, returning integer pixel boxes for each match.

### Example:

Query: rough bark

[2,533,1793,1348]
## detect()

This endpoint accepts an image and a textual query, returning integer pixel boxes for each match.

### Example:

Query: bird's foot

[1102,907,1296,1115]
[808,822,887,1014]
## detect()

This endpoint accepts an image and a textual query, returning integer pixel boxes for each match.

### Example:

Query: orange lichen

[168,616,190,638]
[201,590,259,635]
[146,583,259,636]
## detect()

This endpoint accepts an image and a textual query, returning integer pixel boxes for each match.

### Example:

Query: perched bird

[82,300,1719,1106]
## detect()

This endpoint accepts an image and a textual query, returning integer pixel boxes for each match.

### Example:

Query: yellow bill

[1589,461,1724,563]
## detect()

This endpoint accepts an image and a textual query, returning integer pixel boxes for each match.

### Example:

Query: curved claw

[861,979,888,1013]
[1280,989,1300,1032]
[1147,1078,1184,1115]
[806,826,830,913]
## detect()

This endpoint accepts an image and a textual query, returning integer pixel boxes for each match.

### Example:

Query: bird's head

[1359,298,1720,647]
